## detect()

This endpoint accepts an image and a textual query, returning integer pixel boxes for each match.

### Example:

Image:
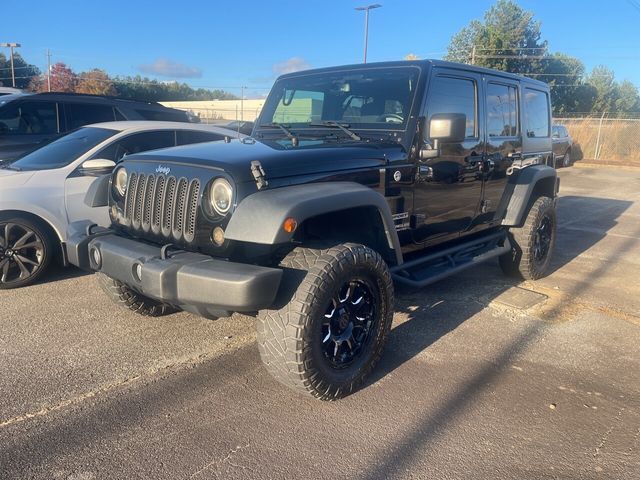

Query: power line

[627,0,640,13]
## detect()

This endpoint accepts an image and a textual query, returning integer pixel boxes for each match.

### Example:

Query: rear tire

[97,272,176,316]
[563,148,572,167]
[500,196,556,280]
[0,214,54,289]
[257,243,394,400]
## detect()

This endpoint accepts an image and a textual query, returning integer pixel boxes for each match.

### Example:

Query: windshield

[8,127,117,171]
[259,66,421,132]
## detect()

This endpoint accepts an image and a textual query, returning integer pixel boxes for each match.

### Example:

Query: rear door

[480,78,521,225]
[411,68,484,244]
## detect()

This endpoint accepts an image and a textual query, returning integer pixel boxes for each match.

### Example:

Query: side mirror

[80,159,116,175]
[420,113,466,161]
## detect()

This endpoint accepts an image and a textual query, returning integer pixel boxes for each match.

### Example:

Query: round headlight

[209,178,233,215]
[114,168,128,197]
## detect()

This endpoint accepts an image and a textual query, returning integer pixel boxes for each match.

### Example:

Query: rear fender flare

[502,165,558,226]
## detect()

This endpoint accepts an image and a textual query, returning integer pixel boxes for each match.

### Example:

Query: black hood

[122,138,402,183]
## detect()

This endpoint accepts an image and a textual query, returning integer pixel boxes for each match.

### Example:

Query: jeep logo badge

[156,165,171,175]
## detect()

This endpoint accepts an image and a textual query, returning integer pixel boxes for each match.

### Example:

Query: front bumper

[66,221,283,318]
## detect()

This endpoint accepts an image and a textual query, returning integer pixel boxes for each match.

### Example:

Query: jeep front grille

[122,173,200,243]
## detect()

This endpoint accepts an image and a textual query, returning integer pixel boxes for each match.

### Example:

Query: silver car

[0,121,241,288]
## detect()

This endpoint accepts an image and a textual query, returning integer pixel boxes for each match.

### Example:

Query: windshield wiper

[309,121,361,141]
[259,122,299,146]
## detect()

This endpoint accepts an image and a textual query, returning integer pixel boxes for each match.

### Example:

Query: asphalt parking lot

[1,167,639,480]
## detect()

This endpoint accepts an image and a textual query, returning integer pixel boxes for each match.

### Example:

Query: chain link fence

[554,113,640,163]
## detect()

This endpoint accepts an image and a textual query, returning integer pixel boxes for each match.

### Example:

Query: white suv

[0,121,241,288]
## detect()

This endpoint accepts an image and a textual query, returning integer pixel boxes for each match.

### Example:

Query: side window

[93,130,176,162]
[524,88,550,138]
[427,76,476,138]
[552,125,560,138]
[176,130,225,145]
[0,101,58,134]
[486,83,518,137]
[135,109,188,122]
[65,103,116,130]
[562,126,569,138]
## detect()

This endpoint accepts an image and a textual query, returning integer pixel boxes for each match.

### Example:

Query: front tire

[0,215,54,289]
[563,148,572,167]
[97,272,176,317]
[257,243,394,400]
[500,196,556,280]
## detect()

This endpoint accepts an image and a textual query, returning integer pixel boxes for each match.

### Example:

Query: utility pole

[0,42,21,87]
[355,4,382,63]
[46,49,52,92]
[240,86,245,122]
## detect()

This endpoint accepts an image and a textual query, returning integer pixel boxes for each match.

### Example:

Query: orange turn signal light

[283,217,298,234]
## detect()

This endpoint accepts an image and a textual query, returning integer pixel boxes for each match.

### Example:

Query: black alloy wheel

[322,278,379,369]
[533,215,553,265]
[0,218,52,289]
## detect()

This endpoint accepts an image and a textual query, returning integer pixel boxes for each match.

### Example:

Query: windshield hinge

[251,160,268,190]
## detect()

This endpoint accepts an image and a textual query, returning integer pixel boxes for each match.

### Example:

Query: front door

[480,79,521,225]
[411,69,484,244]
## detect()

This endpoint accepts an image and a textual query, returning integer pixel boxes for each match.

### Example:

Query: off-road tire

[257,243,394,400]
[500,196,556,280]
[97,272,176,316]
[0,214,55,289]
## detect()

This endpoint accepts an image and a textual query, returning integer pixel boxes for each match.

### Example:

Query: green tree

[444,0,618,115]
[542,53,594,114]
[0,53,40,89]
[445,0,547,75]
[113,76,237,102]
[587,65,618,113]
[615,80,640,113]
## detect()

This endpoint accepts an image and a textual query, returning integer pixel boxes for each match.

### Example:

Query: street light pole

[355,4,381,63]
[0,42,21,87]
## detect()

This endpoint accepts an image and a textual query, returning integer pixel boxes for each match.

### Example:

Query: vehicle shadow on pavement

[359,196,638,480]
[547,195,633,275]
[38,264,90,286]
[368,195,633,387]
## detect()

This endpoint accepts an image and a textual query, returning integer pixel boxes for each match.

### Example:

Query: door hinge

[250,160,268,190]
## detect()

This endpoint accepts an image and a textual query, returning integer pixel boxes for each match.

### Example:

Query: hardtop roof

[277,59,549,89]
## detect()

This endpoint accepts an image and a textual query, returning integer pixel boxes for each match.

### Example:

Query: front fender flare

[225,182,403,265]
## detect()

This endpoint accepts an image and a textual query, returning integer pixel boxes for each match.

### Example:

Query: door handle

[507,151,522,160]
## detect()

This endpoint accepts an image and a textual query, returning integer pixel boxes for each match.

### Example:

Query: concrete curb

[572,162,640,171]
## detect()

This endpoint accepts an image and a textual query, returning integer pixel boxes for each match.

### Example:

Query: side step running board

[390,231,511,288]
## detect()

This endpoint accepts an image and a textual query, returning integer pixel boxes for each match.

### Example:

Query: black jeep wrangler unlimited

[67,60,558,400]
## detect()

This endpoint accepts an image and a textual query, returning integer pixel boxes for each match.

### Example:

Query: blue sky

[7,0,640,98]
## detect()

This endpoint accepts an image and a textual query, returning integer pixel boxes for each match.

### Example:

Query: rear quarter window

[524,88,550,138]
[65,102,117,130]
